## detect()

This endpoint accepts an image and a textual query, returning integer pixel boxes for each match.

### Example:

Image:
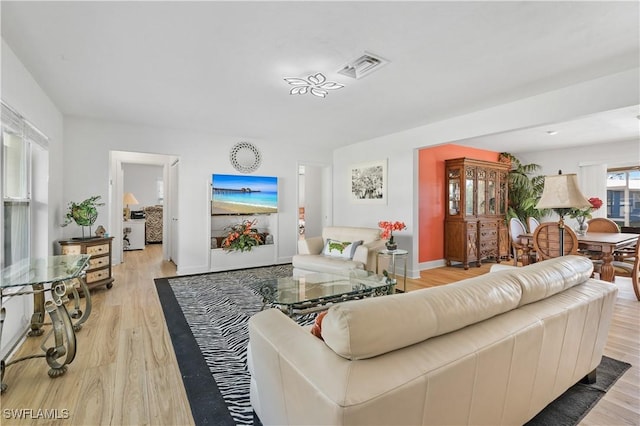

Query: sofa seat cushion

[321,255,594,360]
[292,254,365,274]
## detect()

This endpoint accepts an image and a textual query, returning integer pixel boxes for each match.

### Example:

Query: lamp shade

[123,192,139,205]
[535,174,591,209]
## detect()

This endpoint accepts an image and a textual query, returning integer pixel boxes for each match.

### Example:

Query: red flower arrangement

[378,221,407,240]
[222,219,263,252]
[569,197,603,219]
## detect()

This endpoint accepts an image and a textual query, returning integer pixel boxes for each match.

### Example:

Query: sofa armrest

[298,236,324,255]
[248,309,351,425]
[353,239,387,271]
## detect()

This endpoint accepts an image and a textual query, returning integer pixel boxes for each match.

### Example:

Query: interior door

[298,163,331,242]
[169,159,179,266]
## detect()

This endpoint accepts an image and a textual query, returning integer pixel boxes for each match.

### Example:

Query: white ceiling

[1,1,639,151]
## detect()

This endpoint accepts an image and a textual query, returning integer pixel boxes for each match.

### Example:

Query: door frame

[109,151,179,264]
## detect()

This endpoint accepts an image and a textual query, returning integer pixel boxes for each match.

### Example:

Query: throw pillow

[310,311,328,340]
[322,239,363,259]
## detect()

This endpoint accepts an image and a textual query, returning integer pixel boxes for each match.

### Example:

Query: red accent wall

[418,144,500,263]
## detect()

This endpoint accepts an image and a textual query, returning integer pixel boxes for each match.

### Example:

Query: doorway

[109,151,179,265]
[297,163,332,242]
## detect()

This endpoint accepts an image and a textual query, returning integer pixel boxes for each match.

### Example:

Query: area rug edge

[154,277,235,426]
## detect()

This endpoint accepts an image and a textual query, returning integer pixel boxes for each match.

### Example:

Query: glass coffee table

[259,270,395,318]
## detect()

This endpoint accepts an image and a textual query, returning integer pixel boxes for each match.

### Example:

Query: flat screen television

[211,174,278,215]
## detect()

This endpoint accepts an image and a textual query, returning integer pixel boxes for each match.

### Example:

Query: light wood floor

[1,245,638,425]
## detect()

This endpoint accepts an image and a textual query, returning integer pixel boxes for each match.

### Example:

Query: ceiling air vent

[338,52,389,79]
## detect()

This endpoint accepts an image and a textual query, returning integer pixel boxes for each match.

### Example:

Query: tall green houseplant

[498,153,548,225]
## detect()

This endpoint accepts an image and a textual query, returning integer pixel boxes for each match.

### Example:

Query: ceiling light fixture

[284,73,344,98]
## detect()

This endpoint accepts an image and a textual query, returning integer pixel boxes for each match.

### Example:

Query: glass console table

[0,255,92,392]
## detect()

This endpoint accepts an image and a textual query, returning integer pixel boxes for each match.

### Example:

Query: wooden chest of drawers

[58,237,114,291]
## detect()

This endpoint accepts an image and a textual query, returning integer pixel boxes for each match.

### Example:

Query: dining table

[518,231,639,282]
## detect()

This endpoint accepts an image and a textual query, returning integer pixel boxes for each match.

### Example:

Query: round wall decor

[230,142,261,173]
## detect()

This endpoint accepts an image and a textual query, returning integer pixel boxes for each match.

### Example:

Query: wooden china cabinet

[444,157,510,269]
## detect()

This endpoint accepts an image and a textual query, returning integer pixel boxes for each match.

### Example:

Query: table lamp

[123,192,139,221]
[535,171,591,256]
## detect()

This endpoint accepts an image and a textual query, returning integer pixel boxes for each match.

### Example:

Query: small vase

[385,237,397,251]
[575,217,588,236]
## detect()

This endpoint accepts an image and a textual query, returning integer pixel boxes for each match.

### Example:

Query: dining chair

[533,222,579,260]
[583,218,620,262]
[509,217,534,265]
[587,217,620,233]
[612,241,640,301]
[527,217,540,233]
[614,226,639,262]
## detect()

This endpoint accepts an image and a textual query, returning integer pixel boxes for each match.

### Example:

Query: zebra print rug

[155,265,631,426]
[155,264,298,425]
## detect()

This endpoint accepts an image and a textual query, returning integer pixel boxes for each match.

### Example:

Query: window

[1,102,48,268]
[607,167,640,227]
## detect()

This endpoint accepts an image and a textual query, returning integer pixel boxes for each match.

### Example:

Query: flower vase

[385,236,398,251]
[575,216,588,236]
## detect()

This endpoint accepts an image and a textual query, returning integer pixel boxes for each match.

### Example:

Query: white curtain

[578,163,608,218]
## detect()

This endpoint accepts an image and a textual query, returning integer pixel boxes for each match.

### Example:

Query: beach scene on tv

[211,174,278,215]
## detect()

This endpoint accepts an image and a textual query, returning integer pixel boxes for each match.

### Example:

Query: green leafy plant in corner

[498,153,549,225]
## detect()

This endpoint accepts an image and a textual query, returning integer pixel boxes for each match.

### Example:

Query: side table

[0,255,91,392]
[376,249,408,293]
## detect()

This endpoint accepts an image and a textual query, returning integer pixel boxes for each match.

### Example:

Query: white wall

[333,68,639,277]
[123,163,164,208]
[63,116,332,274]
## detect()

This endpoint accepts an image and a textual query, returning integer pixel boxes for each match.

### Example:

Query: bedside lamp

[535,171,591,256]
[123,192,139,221]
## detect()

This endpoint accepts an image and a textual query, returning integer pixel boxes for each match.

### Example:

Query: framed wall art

[349,159,387,204]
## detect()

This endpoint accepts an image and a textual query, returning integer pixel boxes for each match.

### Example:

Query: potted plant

[221,219,263,252]
[62,195,104,239]
[499,153,548,226]
[378,220,406,251]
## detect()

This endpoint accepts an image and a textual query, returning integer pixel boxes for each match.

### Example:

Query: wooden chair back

[533,222,579,260]
[587,218,620,233]
[613,240,640,301]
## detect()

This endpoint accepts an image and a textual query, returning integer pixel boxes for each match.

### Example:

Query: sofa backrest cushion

[322,227,380,244]
[321,255,594,360]
[506,254,593,306]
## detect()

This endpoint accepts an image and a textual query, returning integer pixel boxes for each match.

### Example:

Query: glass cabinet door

[487,171,497,215]
[465,168,475,216]
[477,169,486,216]
[499,172,508,215]
[448,169,461,215]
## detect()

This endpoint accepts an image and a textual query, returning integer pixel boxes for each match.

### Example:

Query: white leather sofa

[248,256,617,425]
[292,226,387,276]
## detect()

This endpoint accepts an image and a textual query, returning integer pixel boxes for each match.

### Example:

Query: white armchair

[292,226,386,276]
